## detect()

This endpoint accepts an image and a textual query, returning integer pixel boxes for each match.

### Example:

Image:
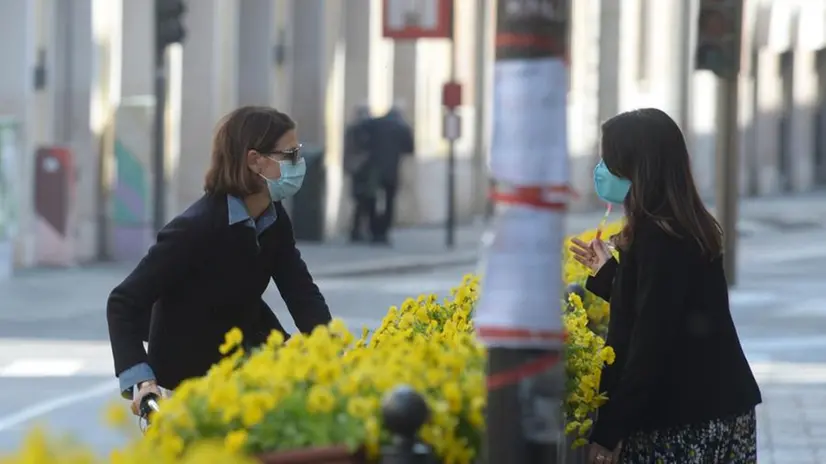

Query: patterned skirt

[619,409,757,464]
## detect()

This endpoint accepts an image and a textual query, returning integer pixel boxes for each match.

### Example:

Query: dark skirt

[620,410,757,464]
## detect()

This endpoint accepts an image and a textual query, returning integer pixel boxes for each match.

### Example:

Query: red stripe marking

[487,353,562,390]
[495,33,561,52]
[478,327,567,342]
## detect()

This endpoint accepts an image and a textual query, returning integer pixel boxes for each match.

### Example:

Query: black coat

[364,115,414,185]
[344,121,379,199]
[586,219,761,450]
[106,194,331,391]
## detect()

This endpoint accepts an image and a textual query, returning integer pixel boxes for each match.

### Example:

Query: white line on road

[742,334,826,352]
[742,243,826,265]
[751,361,826,385]
[0,360,84,377]
[0,379,117,432]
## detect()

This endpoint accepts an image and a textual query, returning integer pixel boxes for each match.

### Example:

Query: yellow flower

[600,346,616,365]
[441,382,463,414]
[219,327,244,355]
[306,385,336,414]
[346,396,376,419]
[224,430,248,453]
[102,401,129,428]
[265,329,284,348]
[4,223,620,462]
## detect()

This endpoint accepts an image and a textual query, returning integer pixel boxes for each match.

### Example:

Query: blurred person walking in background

[570,108,761,464]
[107,106,332,416]
[343,104,378,243]
[363,103,414,245]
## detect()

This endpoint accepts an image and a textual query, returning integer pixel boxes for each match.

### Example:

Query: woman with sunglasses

[107,106,332,415]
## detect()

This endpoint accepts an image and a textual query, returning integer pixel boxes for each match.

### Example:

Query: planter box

[257,446,363,464]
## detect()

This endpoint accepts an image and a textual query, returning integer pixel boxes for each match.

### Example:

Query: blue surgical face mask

[261,158,306,201]
[593,161,631,205]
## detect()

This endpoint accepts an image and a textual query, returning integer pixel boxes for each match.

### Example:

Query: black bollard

[380,385,437,464]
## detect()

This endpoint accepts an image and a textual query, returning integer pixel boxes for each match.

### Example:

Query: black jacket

[106,194,331,391]
[344,121,379,198]
[586,219,761,450]
[364,114,414,185]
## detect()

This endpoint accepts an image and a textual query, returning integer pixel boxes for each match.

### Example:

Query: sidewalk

[1,193,824,322]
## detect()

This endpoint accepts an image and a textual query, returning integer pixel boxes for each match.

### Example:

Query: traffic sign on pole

[443,112,461,141]
[441,81,462,110]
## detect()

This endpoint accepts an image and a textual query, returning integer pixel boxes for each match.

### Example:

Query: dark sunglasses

[265,144,302,162]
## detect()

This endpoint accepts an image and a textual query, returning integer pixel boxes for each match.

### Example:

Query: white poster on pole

[475,205,564,348]
[488,58,569,186]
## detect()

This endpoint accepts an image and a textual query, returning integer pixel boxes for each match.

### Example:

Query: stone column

[110,0,153,261]
[272,0,293,111]
[647,0,690,122]
[338,0,373,233]
[32,0,57,149]
[290,0,347,236]
[754,50,783,195]
[120,0,153,98]
[343,0,373,116]
[0,0,37,268]
[54,0,97,262]
[391,43,419,127]
[390,41,423,225]
[367,0,395,114]
[290,0,328,146]
[178,0,239,208]
[580,0,616,209]
[238,0,277,106]
[789,50,818,192]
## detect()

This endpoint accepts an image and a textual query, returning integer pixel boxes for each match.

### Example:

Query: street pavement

[0,193,825,461]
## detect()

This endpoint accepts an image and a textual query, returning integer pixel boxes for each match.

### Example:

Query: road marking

[728,291,779,307]
[0,379,116,432]
[743,243,826,265]
[742,334,826,352]
[751,361,826,385]
[0,359,84,377]
[315,278,457,295]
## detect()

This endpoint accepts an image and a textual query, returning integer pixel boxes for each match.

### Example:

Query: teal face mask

[261,158,306,201]
[593,161,631,205]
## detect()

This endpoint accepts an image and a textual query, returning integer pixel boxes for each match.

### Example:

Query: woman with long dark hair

[570,108,761,463]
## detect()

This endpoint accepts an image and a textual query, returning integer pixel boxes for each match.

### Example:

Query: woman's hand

[587,442,622,464]
[569,237,612,273]
[130,380,161,416]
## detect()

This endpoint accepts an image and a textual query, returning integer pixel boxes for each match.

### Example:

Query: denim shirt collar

[227,195,252,225]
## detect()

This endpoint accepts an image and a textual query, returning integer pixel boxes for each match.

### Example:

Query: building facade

[0,0,823,272]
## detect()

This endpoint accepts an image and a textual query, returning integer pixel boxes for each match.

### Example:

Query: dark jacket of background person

[585,218,762,450]
[106,194,331,394]
[343,117,378,200]
[364,109,414,186]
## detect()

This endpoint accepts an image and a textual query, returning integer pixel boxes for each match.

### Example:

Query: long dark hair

[601,108,722,258]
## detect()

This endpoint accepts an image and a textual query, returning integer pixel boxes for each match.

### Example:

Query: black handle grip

[139,392,161,419]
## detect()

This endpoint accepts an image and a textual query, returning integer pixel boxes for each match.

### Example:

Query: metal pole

[472,0,490,221]
[446,7,458,249]
[477,1,570,462]
[152,48,168,234]
[715,75,739,286]
[677,0,695,133]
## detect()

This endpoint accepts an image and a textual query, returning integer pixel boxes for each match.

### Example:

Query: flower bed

[1,223,622,464]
